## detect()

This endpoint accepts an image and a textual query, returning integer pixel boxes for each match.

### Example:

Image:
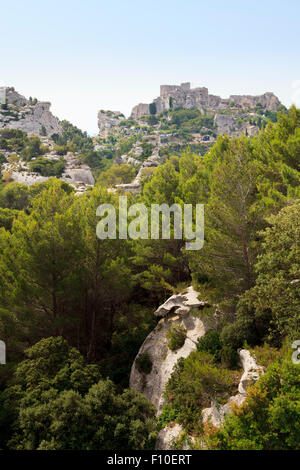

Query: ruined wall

[130,82,281,118]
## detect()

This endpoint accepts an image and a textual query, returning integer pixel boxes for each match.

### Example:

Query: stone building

[131,82,281,118]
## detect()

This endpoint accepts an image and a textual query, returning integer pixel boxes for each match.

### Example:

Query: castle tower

[180,82,191,92]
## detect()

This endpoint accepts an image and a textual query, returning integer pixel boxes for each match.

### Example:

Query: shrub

[97,163,136,187]
[157,404,181,431]
[0,153,7,165]
[29,157,65,177]
[0,337,156,450]
[220,344,239,368]
[249,343,282,368]
[166,324,186,351]
[149,103,157,115]
[135,352,152,374]
[203,359,300,450]
[197,329,238,367]
[164,351,237,433]
[197,330,222,358]
[54,144,68,156]
[40,125,47,136]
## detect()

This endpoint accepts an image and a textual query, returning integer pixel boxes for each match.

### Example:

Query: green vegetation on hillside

[0,106,299,450]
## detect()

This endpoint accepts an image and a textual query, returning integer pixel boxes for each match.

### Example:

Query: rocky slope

[0,87,62,136]
[1,135,94,193]
[0,88,95,193]
[155,348,265,450]
[95,82,283,193]
[129,287,265,450]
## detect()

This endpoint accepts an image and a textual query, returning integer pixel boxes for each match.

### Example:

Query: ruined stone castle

[131,82,281,118]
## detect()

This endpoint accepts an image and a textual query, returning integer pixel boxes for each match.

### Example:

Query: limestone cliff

[129,287,208,413]
[98,110,125,138]
[0,87,62,136]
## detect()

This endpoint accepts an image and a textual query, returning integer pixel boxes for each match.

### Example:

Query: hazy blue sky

[1,0,299,134]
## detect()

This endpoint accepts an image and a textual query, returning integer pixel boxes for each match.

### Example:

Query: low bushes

[163,351,238,433]
[166,324,186,351]
[135,352,152,374]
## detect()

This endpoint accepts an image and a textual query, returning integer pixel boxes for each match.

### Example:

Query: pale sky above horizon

[1,0,299,135]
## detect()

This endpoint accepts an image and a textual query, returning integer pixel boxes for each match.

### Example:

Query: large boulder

[130,287,208,413]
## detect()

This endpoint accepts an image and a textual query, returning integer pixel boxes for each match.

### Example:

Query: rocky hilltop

[95,82,283,194]
[131,82,281,118]
[0,87,96,193]
[0,87,62,136]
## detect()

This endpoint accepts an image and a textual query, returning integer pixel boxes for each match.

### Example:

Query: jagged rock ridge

[0,87,62,136]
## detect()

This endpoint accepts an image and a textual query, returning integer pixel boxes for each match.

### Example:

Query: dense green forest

[0,107,299,450]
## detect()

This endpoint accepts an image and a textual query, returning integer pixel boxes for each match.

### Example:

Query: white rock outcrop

[202,349,264,427]
[98,110,124,138]
[155,424,187,450]
[130,287,208,413]
[155,286,208,317]
[0,88,62,136]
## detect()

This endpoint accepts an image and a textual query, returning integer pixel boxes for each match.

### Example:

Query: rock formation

[131,82,281,118]
[155,348,265,450]
[98,110,125,138]
[0,87,62,136]
[130,287,265,450]
[155,424,191,450]
[1,137,94,193]
[130,287,208,413]
[201,349,264,427]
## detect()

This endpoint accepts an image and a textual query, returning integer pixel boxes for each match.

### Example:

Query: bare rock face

[129,287,208,413]
[0,87,62,136]
[155,424,194,450]
[155,286,208,317]
[229,92,280,111]
[5,102,62,136]
[202,349,264,427]
[98,110,125,138]
[213,114,236,134]
[238,349,265,395]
